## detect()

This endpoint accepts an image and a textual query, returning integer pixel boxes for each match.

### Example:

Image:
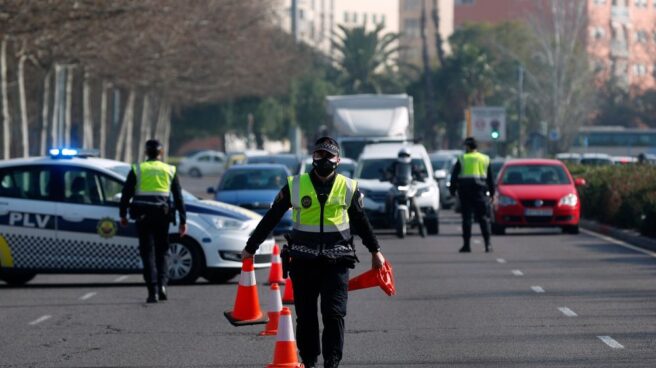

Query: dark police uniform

[450,151,495,252]
[245,170,380,367]
[119,159,186,301]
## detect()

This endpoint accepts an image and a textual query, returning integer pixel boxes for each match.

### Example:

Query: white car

[355,143,440,234]
[0,150,273,286]
[178,150,226,177]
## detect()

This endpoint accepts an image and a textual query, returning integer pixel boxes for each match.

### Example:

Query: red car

[492,159,586,235]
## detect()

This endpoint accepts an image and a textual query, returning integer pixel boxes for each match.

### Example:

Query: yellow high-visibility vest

[132,160,176,196]
[458,152,490,179]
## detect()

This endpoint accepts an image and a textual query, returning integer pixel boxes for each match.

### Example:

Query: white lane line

[29,315,52,326]
[558,307,578,317]
[114,275,129,282]
[531,286,545,293]
[511,270,524,276]
[582,229,656,259]
[598,336,624,349]
[79,292,97,301]
[496,258,507,264]
[473,240,482,244]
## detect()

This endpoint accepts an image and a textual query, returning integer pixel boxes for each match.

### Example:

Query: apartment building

[398,0,455,67]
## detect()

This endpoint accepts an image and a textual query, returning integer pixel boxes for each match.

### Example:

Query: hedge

[568,164,656,238]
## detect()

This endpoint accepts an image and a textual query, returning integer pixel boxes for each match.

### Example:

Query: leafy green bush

[568,164,656,238]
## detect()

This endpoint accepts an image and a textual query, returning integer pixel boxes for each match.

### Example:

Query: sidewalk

[580,219,656,253]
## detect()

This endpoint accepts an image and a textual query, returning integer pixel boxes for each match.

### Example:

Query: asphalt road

[1,210,656,367]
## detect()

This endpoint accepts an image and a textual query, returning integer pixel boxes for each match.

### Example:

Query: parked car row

[555,152,652,166]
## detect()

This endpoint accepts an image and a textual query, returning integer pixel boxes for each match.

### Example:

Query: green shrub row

[568,165,656,238]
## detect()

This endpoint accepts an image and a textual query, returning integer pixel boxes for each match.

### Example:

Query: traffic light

[490,120,500,140]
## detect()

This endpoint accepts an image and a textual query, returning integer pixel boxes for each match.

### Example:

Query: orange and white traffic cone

[282,276,294,305]
[224,258,268,326]
[267,244,285,285]
[259,283,283,336]
[266,307,302,368]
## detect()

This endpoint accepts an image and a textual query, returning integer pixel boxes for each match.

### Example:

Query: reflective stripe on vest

[132,161,176,196]
[288,173,356,234]
[458,152,490,179]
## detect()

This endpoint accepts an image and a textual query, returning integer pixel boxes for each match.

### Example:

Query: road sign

[548,129,560,142]
[469,107,506,142]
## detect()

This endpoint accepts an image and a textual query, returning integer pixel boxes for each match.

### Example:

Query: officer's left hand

[372,251,385,269]
[179,223,188,237]
[119,217,129,227]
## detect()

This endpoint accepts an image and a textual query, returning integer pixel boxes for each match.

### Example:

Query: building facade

[398,0,455,67]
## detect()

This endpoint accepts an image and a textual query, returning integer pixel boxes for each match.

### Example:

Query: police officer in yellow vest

[449,137,495,253]
[242,137,385,368]
[119,140,187,303]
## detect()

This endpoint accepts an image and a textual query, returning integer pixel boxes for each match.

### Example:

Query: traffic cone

[259,283,283,336]
[266,307,302,368]
[267,244,285,285]
[282,277,294,305]
[348,261,396,296]
[224,258,268,326]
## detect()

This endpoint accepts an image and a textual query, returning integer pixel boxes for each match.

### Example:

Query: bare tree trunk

[154,99,171,160]
[51,64,61,147]
[137,93,151,162]
[154,98,167,140]
[40,69,51,155]
[115,89,135,161]
[64,66,74,147]
[431,0,446,67]
[161,102,171,161]
[17,54,29,157]
[99,81,109,157]
[82,70,93,148]
[1,37,11,159]
[420,0,437,149]
[124,92,135,163]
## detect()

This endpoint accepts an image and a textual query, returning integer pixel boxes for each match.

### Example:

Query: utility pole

[290,0,302,154]
[518,64,525,157]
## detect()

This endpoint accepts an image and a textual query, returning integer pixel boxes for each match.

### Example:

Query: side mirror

[574,178,586,187]
[434,169,447,180]
[207,187,216,194]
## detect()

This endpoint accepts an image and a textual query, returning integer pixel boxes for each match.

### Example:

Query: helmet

[398,147,411,158]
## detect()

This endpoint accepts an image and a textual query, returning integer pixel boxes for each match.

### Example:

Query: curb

[580,219,656,253]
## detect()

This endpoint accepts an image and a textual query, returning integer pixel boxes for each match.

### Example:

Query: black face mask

[313,158,337,177]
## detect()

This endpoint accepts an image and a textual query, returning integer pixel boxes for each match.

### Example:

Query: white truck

[325,94,414,160]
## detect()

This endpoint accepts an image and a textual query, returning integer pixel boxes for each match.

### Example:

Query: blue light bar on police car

[48,148,98,159]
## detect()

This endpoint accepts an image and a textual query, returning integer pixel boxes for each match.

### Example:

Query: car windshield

[357,158,427,180]
[247,155,300,174]
[108,164,198,201]
[431,158,452,170]
[501,165,571,185]
[220,168,287,190]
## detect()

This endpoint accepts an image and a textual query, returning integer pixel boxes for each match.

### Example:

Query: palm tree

[331,24,403,94]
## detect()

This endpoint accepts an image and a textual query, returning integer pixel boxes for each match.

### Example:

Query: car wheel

[395,210,406,239]
[204,269,241,284]
[562,225,579,234]
[491,223,506,235]
[189,168,202,178]
[426,216,439,235]
[0,271,36,286]
[168,236,204,284]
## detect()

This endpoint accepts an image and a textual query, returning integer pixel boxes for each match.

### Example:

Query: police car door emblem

[301,195,312,208]
[97,218,118,239]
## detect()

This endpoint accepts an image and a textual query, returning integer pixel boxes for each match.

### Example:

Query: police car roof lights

[49,147,100,159]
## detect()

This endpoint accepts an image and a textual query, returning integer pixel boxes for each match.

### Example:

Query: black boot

[459,242,471,253]
[146,286,158,303]
[485,243,493,253]
[302,361,316,368]
[324,359,339,368]
[158,285,168,301]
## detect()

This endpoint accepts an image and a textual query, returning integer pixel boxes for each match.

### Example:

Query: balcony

[611,6,630,24]
[610,40,629,58]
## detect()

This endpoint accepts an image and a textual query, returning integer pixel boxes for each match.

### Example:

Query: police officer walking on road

[450,137,495,253]
[242,137,385,368]
[120,140,187,303]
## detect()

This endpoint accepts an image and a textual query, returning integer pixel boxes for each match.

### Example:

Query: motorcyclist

[384,148,426,233]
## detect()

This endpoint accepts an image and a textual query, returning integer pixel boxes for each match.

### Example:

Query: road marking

[582,229,656,259]
[29,315,51,326]
[114,275,129,282]
[511,270,524,276]
[558,307,577,317]
[531,286,545,293]
[79,292,97,301]
[598,336,624,349]
[496,258,507,264]
[473,240,481,244]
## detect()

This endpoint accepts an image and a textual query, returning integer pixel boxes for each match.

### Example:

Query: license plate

[525,208,553,216]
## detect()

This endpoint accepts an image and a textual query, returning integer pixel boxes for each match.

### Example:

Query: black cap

[312,136,340,156]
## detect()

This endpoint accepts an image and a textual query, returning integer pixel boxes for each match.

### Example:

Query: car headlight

[497,195,517,207]
[559,193,578,207]
[206,216,249,230]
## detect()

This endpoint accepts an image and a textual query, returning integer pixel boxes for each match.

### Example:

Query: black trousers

[459,189,491,246]
[290,259,349,365]
[136,215,171,289]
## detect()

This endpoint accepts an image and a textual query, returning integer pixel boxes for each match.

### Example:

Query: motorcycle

[388,163,426,239]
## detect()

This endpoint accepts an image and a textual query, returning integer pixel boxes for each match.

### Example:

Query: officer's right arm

[119,170,137,220]
[243,185,292,256]
[449,161,461,195]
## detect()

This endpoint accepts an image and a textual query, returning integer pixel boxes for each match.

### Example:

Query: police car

[0,149,273,285]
